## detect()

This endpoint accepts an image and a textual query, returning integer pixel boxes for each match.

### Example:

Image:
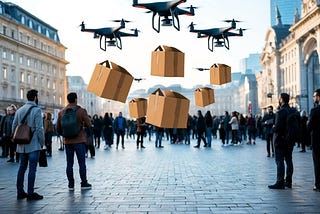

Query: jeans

[65,143,87,186]
[116,130,125,148]
[275,145,294,184]
[206,127,212,147]
[17,150,40,195]
[155,131,163,147]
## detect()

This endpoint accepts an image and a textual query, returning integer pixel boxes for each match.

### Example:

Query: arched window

[308,51,320,89]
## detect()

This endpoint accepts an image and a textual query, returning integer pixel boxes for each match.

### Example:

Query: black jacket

[273,103,290,148]
[308,105,320,150]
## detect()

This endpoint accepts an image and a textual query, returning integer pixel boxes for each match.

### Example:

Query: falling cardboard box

[151,45,184,77]
[194,87,215,107]
[128,98,148,119]
[146,88,190,128]
[87,60,133,103]
[210,63,231,85]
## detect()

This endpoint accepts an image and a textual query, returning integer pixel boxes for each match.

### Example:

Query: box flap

[99,60,112,68]
[154,45,182,53]
[164,90,188,99]
[130,98,147,103]
[151,88,164,96]
[210,63,230,68]
[109,61,133,77]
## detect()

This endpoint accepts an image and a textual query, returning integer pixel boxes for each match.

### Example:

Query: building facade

[260,0,320,112]
[270,0,301,26]
[0,1,68,113]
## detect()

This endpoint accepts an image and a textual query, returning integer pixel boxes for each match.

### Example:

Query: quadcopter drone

[132,0,196,33]
[189,19,246,52]
[134,78,146,82]
[80,19,139,51]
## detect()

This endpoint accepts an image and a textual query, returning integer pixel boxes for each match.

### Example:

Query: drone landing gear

[170,9,180,31]
[152,10,180,33]
[208,36,214,52]
[99,36,122,51]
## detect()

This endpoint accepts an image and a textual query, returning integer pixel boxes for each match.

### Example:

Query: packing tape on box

[173,98,181,128]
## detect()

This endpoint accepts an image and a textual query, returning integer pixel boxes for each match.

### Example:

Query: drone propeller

[184,5,199,9]
[194,68,209,71]
[187,22,196,28]
[222,19,242,23]
[145,10,152,13]
[111,19,131,23]
[130,28,141,32]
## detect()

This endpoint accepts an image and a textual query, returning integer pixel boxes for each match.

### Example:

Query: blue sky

[8,0,270,91]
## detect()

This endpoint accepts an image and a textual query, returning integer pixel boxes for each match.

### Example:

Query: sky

[7,0,270,92]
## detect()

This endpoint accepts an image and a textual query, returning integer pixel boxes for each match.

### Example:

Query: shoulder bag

[13,106,36,144]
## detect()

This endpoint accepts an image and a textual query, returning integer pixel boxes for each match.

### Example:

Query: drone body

[133,0,196,33]
[80,19,139,51]
[189,19,245,52]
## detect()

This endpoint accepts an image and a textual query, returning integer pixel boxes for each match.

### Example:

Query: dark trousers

[116,130,125,148]
[136,132,144,147]
[197,131,207,146]
[275,145,294,184]
[65,143,88,186]
[266,133,274,155]
[312,147,320,188]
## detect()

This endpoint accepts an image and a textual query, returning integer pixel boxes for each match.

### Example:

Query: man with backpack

[268,93,297,189]
[56,92,92,191]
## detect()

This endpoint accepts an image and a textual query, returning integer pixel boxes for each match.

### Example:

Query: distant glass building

[239,53,262,75]
[270,0,301,26]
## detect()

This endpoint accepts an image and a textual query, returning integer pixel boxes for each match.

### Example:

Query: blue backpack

[60,106,81,138]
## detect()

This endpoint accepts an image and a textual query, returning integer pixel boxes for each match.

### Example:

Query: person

[102,112,113,149]
[114,112,127,149]
[194,110,207,148]
[0,109,9,158]
[12,89,45,200]
[56,92,92,191]
[44,112,54,157]
[307,88,320,191]
[205,111,213,147]
[92,114,103,148]
[238,114,247,142]
[268,93,294,189]
[223,111,231,145]
[262,106,275,157]
[229,111,239,144]
[85,115,95,158]
[3,104,18,162]
[136,116,146,149]
[299,110,308,153]
[246,113,256,145]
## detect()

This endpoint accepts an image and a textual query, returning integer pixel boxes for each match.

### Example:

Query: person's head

[67,92,77,104]
[300,110,307,117]
[46,112,52,120]
[93,114,98,119]
[118,112,122,117]
[267,105,273,114]
[27,89,38,104]
[224,111,229,116]
[279,93,290,106]
[6,104,17,115]
[313,88,320,105]
[197,110,202,117]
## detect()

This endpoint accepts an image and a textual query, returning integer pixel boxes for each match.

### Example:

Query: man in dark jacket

[194,110,207,148]
[308,88,320,191]
[268,93,294,189]
[262,105,275,157]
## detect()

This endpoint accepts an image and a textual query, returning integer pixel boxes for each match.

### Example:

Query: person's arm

[307,108,315,133]
[34,108,45,146]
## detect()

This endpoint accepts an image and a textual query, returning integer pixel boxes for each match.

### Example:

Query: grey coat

[12,101,45,153]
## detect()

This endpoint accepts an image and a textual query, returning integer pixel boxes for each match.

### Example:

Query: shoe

[27,192,43,200]
[141,146,145,149]
[81,182,92,190]
[194,145,200,148]
[268,183,285,189]
[267,153,270,157]
[285,182,292,188]
[17,191,28,200]
[299,150,306,153]
[313,186,320,191]
[7,159,14,163]
[68,186,74,191]
[122,146,125,149]
[203,144,207,147]
[253,141,256,145]
[159,145,164,148]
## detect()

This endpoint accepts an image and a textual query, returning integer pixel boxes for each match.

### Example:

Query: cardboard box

[87,60,133,103]
[210,64,231,85]
[151,45,184,77]
[146,88,190,128]
[194,87,215,107]
[128,98,147,119]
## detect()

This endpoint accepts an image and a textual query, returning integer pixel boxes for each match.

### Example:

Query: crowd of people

[1,89,320,201]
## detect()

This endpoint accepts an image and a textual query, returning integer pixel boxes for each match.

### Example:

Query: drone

[194,68,209,71]
[132,0,196,33]
[189,19,246,52]
[80,19,139,51]
[134,78,146,82]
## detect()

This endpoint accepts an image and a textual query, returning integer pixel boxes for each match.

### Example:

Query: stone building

[0,1,68,113]
[260,0,320,112]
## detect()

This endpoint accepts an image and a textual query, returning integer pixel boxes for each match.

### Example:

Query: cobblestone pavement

[0,136,319,213]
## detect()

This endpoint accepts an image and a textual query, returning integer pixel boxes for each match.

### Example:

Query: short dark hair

[27,89,38,101]
[67,92,77,103]
[314,88,320,97]
[268,105,273,110]
[280,93,290,104]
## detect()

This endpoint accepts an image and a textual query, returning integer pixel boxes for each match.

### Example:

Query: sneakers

[81,182,92,190]
[268,182,285,189]
[7,159,14,163]
[27,192,43,200]
[17,191,28,200]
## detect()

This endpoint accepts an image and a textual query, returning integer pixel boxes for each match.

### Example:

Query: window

[11,29,14,38]
[28,20,33,28]
[27,58,30,67]
[27,74,31,83]
[10,68,15,81]
[3,67,7,79]
[19,32,23,41]
[2,50,6,59]
[47,79,50,89]
[20,88,24,99]
[10,52,14,62]
[37,25,41,34]
[21,16,25,25]
[19,56,23,64]
[2,25,6,35]
[20,72,25,82]
[34,76,38,84]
